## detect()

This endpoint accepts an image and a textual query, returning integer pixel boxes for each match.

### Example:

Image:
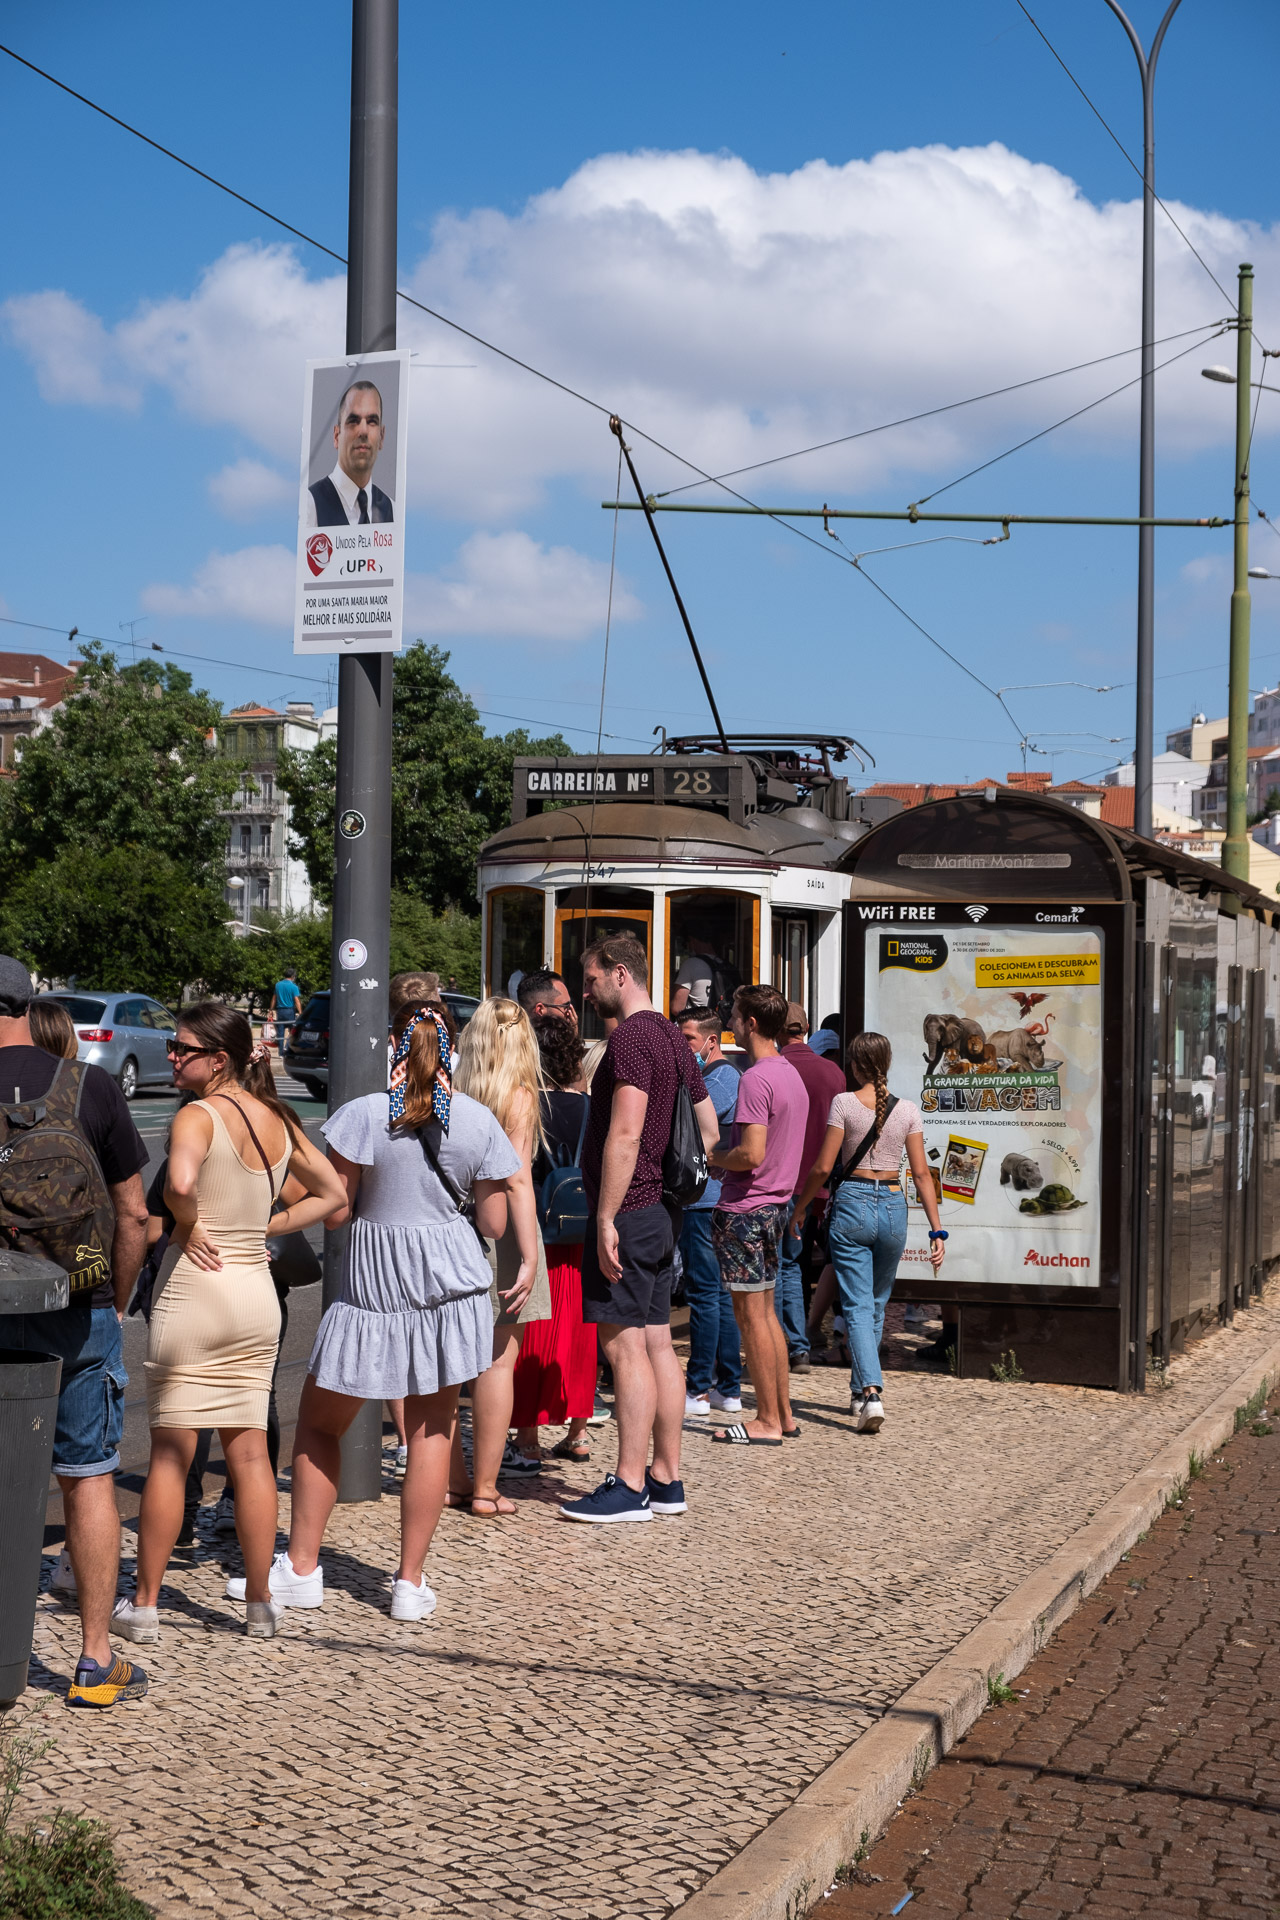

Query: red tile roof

[226,705,283,719]
[1099,786,1135,829]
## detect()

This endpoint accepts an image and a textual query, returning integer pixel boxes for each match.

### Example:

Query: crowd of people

[0,933,946,1710]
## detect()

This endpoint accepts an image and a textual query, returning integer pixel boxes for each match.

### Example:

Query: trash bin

[0,1247,68,1706]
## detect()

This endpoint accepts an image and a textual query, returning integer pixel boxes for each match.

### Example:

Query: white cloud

[406,530,639,640]
[142,530,637,641]
[8,145,1278,517]
[208,458,296,519]
[142,545,294,626]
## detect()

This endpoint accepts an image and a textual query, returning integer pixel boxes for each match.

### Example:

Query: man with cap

[777,1003,846,1369]
[0,956,151,1707]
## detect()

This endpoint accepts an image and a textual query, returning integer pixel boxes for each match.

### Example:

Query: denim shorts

[711,1203,791,1292]
[3,1303,127,1478]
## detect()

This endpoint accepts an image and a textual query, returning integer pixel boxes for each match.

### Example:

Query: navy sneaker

[559,1473,652,1524]
[644,1469,687,1517]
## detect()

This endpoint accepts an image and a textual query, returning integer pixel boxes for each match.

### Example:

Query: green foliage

[389,894,482,991]
[1234,1378,1270,1430]
[217,896,484,1008]
[990,1349,1025,1383]
[987,1671,1018,1707]
[0,644,237,887]
[0,1813,152,1918]
[0,847,235,1002]
[277,642,567,912]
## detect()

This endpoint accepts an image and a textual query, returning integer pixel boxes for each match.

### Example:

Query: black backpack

[0,1060,116,1299]
[661,1027,709,1210]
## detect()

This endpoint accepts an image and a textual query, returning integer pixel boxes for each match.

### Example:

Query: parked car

[282,988,481,1100]
[36,991,178,1099]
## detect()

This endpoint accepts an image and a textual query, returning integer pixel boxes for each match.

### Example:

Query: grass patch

[783,1875,814,1920]
[1235,1378,1271,1432]
[1165,1475,1187,1510]
[1,1721,151,1920]
[987,1672,1018,1707]
[1187,1448,1206,1481]
[990,1350,1025,1383]
[1250,1420,1273,1437]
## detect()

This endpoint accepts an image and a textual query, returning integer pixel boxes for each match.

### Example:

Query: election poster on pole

[861,912,1106,1289]
[293,350,409,655]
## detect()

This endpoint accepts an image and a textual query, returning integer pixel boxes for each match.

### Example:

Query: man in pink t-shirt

[707,984,807,1444]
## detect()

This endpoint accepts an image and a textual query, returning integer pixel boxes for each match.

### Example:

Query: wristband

[928,1229,949,1242]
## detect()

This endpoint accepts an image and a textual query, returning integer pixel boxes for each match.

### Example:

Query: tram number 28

[666,768,725,797]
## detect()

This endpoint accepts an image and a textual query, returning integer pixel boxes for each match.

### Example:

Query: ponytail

[846,1030,893,1134]
[178,1000,305,1148]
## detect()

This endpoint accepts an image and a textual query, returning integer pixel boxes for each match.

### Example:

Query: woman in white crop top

[791,1031,945,1434]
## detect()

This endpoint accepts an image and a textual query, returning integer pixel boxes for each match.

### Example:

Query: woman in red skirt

[511,1016,597,1462]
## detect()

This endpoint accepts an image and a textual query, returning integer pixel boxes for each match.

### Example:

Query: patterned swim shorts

[710,1203,791,1293]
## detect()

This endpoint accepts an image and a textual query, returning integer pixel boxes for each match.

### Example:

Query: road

[824,1381,1280,1917]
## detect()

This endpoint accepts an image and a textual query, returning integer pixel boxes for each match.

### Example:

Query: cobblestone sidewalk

[16,1293,1280,1920]
[822,1363,1280,1918]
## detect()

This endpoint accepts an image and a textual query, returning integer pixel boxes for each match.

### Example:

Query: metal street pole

[1103,0,1184,840]
[324,0,397,1503]
[1223,262,1254,886]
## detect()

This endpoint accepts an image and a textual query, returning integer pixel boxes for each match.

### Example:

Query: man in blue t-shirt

[676,1010,742,1416]
[273,969,302,1037]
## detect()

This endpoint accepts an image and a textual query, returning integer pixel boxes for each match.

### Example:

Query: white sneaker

[394,1444,408,1479]
[50,1548,77,1603]
[390,1576,438,1622]
[245,1599,284,1638]
[212,1490,237,1535]
[585,1395,612,1425]
[684,1393,711,1418]
[224,1551,324,1608]
[110,1597,159,1644]
[903,1305,928,1330]
[708,1389,743,1413]
[500,1440,542,1475]
[855,1394,885,1434]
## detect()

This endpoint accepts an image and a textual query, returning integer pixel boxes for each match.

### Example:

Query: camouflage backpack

[0,1060,115,1298]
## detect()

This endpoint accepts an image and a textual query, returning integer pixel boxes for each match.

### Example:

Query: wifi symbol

[965,905,989,923]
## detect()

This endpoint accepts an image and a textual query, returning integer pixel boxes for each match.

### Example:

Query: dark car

[282,989,481,1100]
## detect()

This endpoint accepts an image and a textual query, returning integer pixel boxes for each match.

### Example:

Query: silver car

[37,992,178,1099]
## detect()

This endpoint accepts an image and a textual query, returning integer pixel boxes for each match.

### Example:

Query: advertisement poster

[862,916,1104,1288]
[293,350,409,655]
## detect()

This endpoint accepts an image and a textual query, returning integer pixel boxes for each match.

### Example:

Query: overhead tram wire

[655,322,1228,501]
[0,41,1101,759]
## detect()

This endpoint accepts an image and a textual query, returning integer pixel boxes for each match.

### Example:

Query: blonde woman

[448,996,552,1517]
[236,1001,537,1619]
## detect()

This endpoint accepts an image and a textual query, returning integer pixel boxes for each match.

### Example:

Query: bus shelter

[837,785,1280,1390]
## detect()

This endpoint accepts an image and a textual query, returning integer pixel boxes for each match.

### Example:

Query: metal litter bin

[0,1248,68,1705]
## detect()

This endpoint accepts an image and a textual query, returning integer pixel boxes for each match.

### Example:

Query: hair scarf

[389,1007,452,1132]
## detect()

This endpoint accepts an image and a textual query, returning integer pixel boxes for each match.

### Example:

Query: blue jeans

[3,1303,127,1478]
[826,1183,908,1395]
[775,1204,808,1358]
[680,1210,741,1396]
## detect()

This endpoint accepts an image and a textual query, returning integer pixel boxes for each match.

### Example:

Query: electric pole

[1223,263,1254,887]
[324,0,398,1502]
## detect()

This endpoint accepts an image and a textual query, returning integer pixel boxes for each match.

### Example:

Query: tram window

[668,890,757,1021]
[555,888,654,1038]
[771,912,816,1028]
[489,888,544,998]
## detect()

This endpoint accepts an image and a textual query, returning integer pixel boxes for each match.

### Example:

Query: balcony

[225,795,281,815]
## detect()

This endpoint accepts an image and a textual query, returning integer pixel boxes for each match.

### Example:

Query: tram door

[555,887,654,1039]
[771,911,817,1028]
[667,890,759,1024]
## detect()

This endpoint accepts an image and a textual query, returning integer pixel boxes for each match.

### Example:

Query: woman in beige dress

[113,1003,343,1641]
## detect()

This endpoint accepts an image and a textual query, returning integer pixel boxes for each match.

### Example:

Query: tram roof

[837,784,1280,922]
[479,800,853,871]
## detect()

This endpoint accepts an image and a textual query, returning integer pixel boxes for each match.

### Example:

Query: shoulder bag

[661,1027,709,1211]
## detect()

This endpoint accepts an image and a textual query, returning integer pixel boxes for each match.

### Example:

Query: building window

[256,876,271,911]
[260,774,273,804]
[239,823,251,855]
[259,824,272,856]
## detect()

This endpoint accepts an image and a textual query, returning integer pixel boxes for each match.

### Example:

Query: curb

[673,1339,1280,1920]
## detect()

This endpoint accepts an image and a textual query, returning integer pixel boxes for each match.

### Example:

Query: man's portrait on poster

[306,378,395,528]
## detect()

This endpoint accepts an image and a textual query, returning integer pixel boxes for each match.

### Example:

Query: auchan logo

[1024,1249,1091,1269]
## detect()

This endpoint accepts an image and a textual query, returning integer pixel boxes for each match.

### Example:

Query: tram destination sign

[513,755,743,822]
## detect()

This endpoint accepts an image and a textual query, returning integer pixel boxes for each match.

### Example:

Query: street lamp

[1103,0,1185,841]
[1249,569,1279,581]
[1199,265,1255,887]
[226,873,251,938]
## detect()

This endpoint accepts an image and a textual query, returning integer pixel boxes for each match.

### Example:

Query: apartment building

[219,702,320,924]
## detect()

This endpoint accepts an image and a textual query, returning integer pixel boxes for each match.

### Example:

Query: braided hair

[847,1030,893,1134]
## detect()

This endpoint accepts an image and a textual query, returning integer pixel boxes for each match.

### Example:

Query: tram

[477,735,900,1032]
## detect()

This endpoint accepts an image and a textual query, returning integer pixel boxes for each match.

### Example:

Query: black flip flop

[710,1423,783,1447]
[782,1427,802,1438]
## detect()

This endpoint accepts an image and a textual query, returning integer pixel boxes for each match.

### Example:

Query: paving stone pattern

[824,1371,1280,1919]
[17,1292,1280,1920]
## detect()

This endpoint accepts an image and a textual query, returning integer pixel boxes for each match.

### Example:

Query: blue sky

[4,1,1280,786]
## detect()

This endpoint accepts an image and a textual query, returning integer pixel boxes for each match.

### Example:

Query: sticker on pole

[293,349,409,656]
[338,938,368,970]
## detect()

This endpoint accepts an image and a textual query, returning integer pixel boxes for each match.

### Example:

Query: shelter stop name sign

[857,905,1107,1290]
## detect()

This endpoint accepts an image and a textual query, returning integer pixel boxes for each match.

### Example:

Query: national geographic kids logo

[879,933,948,973]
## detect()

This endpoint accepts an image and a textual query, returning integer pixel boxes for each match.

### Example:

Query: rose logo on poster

[306,533,333,578]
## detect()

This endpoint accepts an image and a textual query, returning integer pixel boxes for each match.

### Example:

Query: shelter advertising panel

[857,905,1109,1289]
[294,351,409,655]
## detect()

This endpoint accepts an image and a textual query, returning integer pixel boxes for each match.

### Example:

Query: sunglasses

[166,1041,216,1060]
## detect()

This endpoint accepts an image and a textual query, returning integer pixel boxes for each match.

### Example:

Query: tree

[278,642,567,911]
[0,643,238,887]
[0,644,241,992]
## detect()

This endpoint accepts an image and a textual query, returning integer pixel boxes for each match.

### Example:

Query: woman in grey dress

[229,1002,537,1623]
